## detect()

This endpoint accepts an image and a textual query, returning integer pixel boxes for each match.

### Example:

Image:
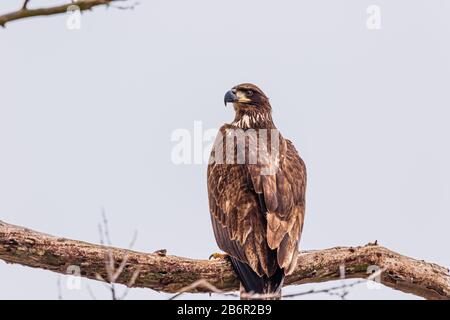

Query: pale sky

[0,0,449,299]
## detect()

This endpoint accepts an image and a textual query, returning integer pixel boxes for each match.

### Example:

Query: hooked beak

[224,90,237,106]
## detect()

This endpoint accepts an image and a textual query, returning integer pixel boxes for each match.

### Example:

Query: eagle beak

[224,90,237,106]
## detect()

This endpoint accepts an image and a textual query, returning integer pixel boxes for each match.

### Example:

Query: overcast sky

[1,0,449,299]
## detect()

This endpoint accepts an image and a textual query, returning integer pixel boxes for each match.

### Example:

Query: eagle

[207,83,307,298]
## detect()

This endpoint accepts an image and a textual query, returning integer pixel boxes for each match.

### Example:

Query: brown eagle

[208,83,307,297]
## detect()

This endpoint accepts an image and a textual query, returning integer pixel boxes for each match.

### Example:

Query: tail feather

[229,256,284,299]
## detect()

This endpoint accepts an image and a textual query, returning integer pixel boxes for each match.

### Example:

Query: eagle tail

[229,256,284,300]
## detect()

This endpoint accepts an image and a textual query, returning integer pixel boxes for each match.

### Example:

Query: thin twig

[22,0,30,10]
[57,275,63,300]
[109,1,139,10]
[96,211,140,300]
[101,208,112,246]
[0,0,136,27]
[169,268,386,300]
[281,268,385,300]
[169,279,238,300]
[120,267,142,300]
[86,283,97,300]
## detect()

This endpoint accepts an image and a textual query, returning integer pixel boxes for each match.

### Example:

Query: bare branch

[0,0,135,27]
[0,220,449,300]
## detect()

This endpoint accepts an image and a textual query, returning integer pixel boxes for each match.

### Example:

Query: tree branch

[0,0,133,27]
[0,220,449,300]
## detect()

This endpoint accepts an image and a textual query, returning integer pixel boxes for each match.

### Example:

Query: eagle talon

[209,253,228,260]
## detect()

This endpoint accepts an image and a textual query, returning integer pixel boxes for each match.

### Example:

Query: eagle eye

[247,90,254,97]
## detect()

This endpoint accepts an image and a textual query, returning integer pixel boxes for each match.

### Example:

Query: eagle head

[224,83,270,109]
[224,83,273,128]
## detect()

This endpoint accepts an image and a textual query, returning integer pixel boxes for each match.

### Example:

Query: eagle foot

[209,252,229,260]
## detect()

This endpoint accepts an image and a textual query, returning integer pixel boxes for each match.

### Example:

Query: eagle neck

[232,109,275,130]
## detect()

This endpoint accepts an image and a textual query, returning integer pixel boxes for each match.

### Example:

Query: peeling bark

[0,220,449,299]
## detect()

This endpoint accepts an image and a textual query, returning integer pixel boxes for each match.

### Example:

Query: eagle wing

[247,137,307,274]
[208,125,306,276]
